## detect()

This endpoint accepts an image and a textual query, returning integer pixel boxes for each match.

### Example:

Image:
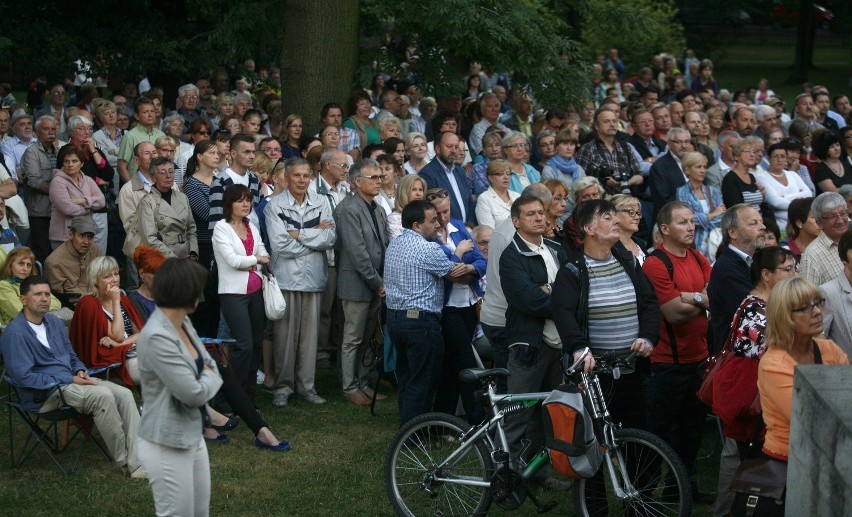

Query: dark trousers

[190,241,220,338]
[646,361,707,476]
[434,305,481,424]
[215,362,268,435]
[29,216,51,265]
[388,309,444,427]
[480,323,509,394]
[219,290,266,402]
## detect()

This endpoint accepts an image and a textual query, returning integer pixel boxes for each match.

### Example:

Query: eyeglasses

[157,148,176,154]
[155,170,176,177]
[820,210,849,222]
[184,96,198,101]
[425,189,449,202]
[332,161,350,171]
[775,264,800,274]
[361,174,386,181]
[197,130,210,135]
[503,143,529,150]
[322,131,340,138]
[791,298,825,314]
[669,139,691,145]
[619,208,642,219]
[288,124,303,128]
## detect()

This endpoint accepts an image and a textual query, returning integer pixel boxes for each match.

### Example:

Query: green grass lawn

[0,366,723,516]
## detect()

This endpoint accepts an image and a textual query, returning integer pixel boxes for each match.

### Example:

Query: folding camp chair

[4,365,116,475]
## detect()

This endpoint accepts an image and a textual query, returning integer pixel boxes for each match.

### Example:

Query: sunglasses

[425,189,449,203]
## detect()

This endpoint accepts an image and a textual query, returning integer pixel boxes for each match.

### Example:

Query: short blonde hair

[252,151,273,177]
[765,277,823,351]
[609,193,640,212]
[681,151,708,172]
[86,256,120,296]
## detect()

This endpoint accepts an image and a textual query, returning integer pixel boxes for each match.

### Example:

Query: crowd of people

[1,47,851,514]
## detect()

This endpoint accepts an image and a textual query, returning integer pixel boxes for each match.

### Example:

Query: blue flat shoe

[255,438,291,452]
[204,434,229,444]
[211,417,240,432]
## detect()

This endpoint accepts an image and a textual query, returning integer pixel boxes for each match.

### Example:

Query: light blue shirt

[385,229,453,313]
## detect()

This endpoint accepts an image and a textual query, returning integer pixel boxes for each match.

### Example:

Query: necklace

[827,160,844,177]
[769,170,785,178]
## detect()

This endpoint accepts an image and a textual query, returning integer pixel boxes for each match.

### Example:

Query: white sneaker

[256,370,265,384]
[130,466,147,479]
[300,392,327,405]
[273,391,290,407]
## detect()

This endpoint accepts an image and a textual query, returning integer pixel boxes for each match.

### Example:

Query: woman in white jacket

[212,184,270,401]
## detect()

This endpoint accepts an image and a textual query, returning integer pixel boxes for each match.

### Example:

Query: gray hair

[319,148,339,169]
[67,115,93,131]
[521,183,553,209]
[536,129,556,142]
[720,203,751,247]
[418,97,436,111]
[349,158,380,183]
[812,192,845,219]
[162,113,184,127]
[501,130,528,149]
[34,115,57,131]
[178,83,199,98]
[838,185,852,200]
[284,157,309,173]
[718,130,742,147]
[571,176,604,203]
[479,92,499,110]
[234,92,252,105]
[755,105,775,122]
[85,256,119,296]
[379,89,398,109]
[666,127,690,142]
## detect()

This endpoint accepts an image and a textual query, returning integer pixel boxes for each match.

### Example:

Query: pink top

[241,222,262,294]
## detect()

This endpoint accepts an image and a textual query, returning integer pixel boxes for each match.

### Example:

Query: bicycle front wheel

[385,412,494,516]
[573,428,692,517]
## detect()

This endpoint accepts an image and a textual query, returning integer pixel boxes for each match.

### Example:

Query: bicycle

[384,347,692,516]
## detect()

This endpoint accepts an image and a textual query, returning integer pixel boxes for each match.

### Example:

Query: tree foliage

[573,0,686,74]
[359,0,589,107]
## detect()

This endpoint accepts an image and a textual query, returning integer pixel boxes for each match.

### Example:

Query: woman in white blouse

[212,184,270,401]
[756,142,812,235]
[475,159,520,228]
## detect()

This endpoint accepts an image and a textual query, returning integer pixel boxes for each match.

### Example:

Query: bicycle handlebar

[565,348,637,379]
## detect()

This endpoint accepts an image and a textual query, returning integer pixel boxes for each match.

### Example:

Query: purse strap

[813,340,823,365]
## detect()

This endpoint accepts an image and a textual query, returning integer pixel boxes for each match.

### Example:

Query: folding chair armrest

[88,363,122,376]
[3,374,60,391]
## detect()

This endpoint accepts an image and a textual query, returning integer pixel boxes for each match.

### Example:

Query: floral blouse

[731,295,767,359]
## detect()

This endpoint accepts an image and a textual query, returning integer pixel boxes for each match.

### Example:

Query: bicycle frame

[426,383,552,488]
[576,369,641,500]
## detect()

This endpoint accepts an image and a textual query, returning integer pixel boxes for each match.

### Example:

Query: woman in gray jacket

[136,258,223,517]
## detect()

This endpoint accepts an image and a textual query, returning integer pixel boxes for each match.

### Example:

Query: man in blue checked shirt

[385,199,468,426]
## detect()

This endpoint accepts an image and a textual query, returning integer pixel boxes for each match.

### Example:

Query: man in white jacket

[264,158,336,407]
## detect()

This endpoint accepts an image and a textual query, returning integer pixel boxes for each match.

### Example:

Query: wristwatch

[693,292,704,306]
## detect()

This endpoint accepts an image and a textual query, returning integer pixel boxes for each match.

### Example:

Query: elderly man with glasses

[172,83,211,135]
[333,159,389,406]
[801,192,849,286]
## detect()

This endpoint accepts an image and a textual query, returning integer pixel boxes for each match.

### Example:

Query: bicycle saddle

[459,368,510,382]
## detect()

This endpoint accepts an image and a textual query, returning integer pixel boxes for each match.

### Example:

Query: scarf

[547,155,579,179]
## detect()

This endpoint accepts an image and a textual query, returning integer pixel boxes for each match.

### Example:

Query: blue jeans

[388,309,444,427]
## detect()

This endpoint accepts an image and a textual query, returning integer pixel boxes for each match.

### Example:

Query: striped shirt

[207,168,262,231]
[585,254,640,350]
[338,127,361,154]
[184,176,213,244]
[385,229,453,314]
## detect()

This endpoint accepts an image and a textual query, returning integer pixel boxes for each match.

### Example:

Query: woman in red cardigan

[69,255,144,387]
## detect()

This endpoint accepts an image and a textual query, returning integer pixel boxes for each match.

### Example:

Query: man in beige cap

[44,215,100,308]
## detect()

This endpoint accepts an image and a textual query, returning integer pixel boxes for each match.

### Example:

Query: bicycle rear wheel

[385,412,494,516]
[573,428,692,516]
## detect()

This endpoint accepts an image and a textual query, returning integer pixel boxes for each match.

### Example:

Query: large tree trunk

[789,0,816,83]
[281,0,360,137]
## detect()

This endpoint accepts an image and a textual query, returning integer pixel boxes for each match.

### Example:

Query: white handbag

[262,272,287,320]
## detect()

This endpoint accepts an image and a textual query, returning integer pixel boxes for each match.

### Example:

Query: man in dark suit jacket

[707,204,766,355]
[418,132,475,225]
[649,127,692,218]
[334,159,390,406]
